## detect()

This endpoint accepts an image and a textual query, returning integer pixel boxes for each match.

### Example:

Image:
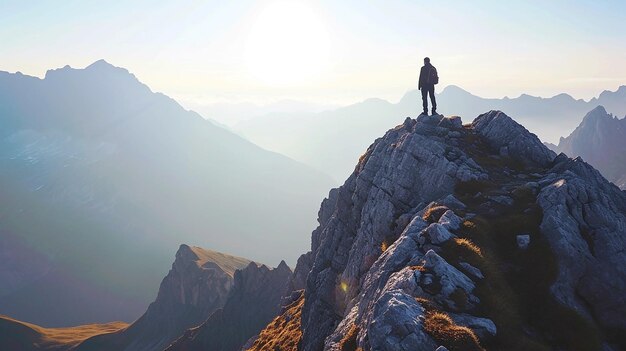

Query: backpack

[429,66,439,85]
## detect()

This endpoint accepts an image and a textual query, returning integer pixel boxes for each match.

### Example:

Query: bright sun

[245,1,331,86]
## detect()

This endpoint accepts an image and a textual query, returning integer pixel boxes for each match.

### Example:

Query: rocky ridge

[74,245,251,351]
[165,260,292,351]
[275,110,626,351]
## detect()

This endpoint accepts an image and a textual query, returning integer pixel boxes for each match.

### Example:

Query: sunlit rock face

[288,111,626,351]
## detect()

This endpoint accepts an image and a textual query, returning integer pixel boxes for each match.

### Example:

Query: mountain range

[2,109,626,351]
[1,244,291,351]
[236,85,626,180]
[1,60,625,350]
[0,61,334,326]
[547,106,626,189]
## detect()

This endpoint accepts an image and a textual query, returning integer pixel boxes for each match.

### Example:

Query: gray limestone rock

[516,234,531,250]
[459,262,484,280]
[538,156,626,331]
[292,111,626,351]
[438,210,463,231]
[472,110,556,167]
[449,313,497,338]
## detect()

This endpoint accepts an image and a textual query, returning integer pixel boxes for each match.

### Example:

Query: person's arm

[418,67,423,90]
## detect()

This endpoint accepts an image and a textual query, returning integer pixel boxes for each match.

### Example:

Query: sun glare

[245,1,331,86]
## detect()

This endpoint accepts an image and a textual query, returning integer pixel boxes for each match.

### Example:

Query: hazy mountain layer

[237,85,626,180]
[549,106,626,189]
[0,61,335,326]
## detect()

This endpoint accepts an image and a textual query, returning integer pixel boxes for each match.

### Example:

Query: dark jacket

[418,63,438,90]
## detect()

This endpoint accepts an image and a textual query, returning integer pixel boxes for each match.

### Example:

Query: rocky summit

[267,111,626,351]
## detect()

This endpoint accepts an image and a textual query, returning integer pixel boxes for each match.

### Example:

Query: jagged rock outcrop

[471,110,556,167]
[75,245,251,351]
[272,111,626,351]
[538,155,626,331]
[550,105,626,189]
[166,261,292,351]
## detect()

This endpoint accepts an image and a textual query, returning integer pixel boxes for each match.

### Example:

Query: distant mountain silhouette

[549,106,626,189]
[0,61,335,326]
[185,99,338,128]
[237,85,626,180]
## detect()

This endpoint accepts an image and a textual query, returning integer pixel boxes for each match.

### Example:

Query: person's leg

[421,88,428,114]
[429,86,437,114]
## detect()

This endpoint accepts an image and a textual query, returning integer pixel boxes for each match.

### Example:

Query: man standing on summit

[418,57,438,115]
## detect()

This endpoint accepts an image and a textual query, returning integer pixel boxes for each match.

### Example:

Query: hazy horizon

[3,0,625,108]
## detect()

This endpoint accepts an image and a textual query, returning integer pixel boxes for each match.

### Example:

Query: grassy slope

[0,315,127,351]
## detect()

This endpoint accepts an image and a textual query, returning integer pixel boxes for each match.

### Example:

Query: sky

[1,0,625,107]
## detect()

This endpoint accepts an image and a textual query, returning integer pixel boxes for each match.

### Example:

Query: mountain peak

[44,59,132,81]
[598,85,626,99]
[174,244,252,277]
[86,59,113,69]
[586,104,609,116]
[76,244,253,351]
[579,105,613,126]
[84,59,133,77]
[440,85,473,96]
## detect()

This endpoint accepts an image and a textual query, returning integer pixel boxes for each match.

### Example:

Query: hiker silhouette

[418,57,438,115]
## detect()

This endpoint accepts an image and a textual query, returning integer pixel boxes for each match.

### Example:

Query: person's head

[424,57,430,65]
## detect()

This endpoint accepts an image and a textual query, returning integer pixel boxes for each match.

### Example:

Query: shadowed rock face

[166,261,292,351]
[538,155,626,331]
[279,111,626,351]
[551,106,626,189]
[74,245,251,351]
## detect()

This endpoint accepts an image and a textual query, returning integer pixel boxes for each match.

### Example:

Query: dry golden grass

[423,311,484,351]
[246,294,304,351]
[380,240,389,253]
[453,238,483,258]
[187,245,252,277]
[422,205,449,223]
[339,325,362,351]
[410,264,427,272]
[0,315,127,350]
[462,220,476,230]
